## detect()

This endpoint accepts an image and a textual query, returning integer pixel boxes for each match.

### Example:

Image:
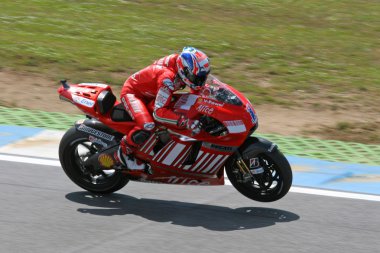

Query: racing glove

[177,115,202,135]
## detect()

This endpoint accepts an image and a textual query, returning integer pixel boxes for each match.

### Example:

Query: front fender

[238,136,278,160]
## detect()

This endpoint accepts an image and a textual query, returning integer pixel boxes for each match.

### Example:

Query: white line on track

[0,154,61,167]
[1,154,379,202]
[289,186,380,202]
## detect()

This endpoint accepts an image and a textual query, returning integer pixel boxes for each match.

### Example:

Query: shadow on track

[66,192,299,231]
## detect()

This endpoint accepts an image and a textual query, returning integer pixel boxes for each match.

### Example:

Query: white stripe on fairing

[140,134,155,152]
[153,141,173,160]
[195,150,204,160]
[179,94,198,111]
[190,153,209,172]
[226,125,246,134]
[182,150,203,170]
[209,156,229,174]
[173,149,187,167]
[1,154,380,202]
[156,142,175,162]
[173,147,191,167]
[144,138,157,154]
[195,154,214,172]
[202,154,223,173]
[162,143,185,165]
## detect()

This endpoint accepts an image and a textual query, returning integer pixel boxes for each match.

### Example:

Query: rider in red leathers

[115,47,211,173]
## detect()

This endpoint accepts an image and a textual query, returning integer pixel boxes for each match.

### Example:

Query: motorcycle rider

[115,47,211,172]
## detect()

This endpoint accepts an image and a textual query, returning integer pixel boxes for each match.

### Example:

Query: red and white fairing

[58,76,258,186]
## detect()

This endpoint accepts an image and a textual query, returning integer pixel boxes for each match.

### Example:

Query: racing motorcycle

[57,75,292,202]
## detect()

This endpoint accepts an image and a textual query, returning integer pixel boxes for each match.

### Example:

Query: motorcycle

[57,75,292,202]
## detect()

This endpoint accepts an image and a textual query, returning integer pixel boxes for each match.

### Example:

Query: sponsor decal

[136,178,165,184]
[166,176,210,185]
[155,86,170,108]
[249,158,264,174]
[98,154,114,168]
[77,124,115,141]
[72,95,95,108]
[121,97,135,120]
[251,167,265,175]
[249,157,260,168]
[199,98,224,107]
[201,88,211,97]
[268,143,277,152]
[126,94,142,113]
[79,83,108,88]
[144,122,156,131]
[163,78,175,91]
[224,120,246,133]
[174,94,199,110]
[89,135,108,148]
[246,104,257,124]
[196,104,214,115]
[204,143,235,152]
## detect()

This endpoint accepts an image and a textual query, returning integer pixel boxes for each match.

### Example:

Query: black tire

[59,126,129,194]
[226,137,292,202]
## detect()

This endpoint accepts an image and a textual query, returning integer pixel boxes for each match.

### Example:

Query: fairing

[57,77,258,185]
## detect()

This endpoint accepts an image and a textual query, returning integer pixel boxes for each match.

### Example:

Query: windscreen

[200,75,243,106]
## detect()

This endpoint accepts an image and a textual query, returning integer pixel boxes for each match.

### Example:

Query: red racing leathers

[119,54,185,154]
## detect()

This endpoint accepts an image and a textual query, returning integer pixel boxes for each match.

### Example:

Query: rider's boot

[114,136,153,174]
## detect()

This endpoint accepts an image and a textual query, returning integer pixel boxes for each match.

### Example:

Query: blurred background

[1,0,379,144]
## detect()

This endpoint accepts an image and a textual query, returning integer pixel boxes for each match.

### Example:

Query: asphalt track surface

[1,160,380,253]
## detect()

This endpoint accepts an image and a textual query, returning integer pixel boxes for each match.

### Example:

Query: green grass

[1,0,380,104]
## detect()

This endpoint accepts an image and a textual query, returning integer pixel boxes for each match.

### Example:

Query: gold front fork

[235,156,253,182]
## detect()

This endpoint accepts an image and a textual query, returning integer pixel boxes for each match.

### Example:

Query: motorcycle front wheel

[226,137,292,202]
[59,126,129,194]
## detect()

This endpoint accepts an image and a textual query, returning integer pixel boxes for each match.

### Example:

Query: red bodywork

[58,77,258,186]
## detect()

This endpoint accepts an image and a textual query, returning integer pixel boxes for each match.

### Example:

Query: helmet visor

[184,68,209,88]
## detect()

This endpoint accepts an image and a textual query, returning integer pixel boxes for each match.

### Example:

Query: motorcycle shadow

[65,192,300,231]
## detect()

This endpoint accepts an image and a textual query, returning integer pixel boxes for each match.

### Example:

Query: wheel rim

[70,138,118,186]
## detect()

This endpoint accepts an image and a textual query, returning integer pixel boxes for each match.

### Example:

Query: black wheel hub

[242,155,283,194]
[72,140,116,185]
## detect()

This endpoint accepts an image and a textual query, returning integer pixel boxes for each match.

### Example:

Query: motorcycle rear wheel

[226,137,292,202]
[59,126,129,194]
